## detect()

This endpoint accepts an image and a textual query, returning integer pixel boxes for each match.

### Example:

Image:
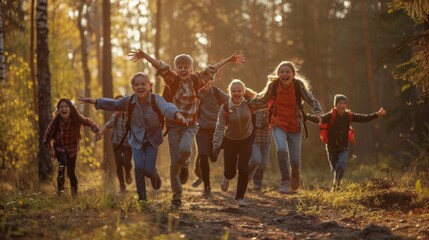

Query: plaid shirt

[43,115,99,158]
[253,109,271,144]
[156,61,217,126]
[105,112,129,146]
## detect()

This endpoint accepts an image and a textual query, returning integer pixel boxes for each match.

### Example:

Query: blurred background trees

[0,0,427,185]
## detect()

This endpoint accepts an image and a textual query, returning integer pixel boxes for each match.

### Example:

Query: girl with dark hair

[43,98,100,196]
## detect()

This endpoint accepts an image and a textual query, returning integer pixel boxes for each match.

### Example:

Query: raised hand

[229,52,245,64]
[128,49,145,62]
[377,107,386,117]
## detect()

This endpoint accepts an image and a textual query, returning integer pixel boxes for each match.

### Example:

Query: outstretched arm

[211,52,245,72]
[128,49,162,69]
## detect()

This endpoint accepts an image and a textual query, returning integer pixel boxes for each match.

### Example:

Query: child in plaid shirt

[128,49,244,208]
[100,95,133,194]
[43,98,100,197]
[248,109,271,191]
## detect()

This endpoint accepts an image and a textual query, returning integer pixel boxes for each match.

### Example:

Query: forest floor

[1,176,429,240]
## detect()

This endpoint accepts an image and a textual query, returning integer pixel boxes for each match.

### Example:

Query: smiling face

[230,83,245,104]
[174,63,193,81]
[131,75,152,98]
[336,100,347,114]
[58,101,71,120]
[278,64,295,85]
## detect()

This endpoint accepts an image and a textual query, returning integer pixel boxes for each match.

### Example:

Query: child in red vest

[307,94,386,191]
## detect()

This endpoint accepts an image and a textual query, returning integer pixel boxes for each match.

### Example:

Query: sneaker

[150,173,162,190]
[191,178,203,188]
[237,199,247,207]
[170,199,182,209]
[278,181,291,194]
[291,176,300,192]
[220,177,230,192]
[125,173,132,185]
[203,186,211,196]
[180,167,189,185]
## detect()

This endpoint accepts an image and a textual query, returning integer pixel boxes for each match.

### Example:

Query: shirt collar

[228,97,247,109]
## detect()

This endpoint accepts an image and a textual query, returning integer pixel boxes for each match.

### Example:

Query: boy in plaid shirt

[129,49,244,208]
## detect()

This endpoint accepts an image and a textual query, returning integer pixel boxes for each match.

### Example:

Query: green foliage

[388,0,429,98]
[388,0,429,22]
[0,52,37,174]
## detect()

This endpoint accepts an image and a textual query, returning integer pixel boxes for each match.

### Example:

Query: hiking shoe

[150,173,162,190]
[203,186,211,196]
[237,199,247,207]
[278,181,290,194]
[170,199,182,209]
[191,178,203,188]
[220,177,230,192]
[180,167,189,184]
[125,173,132,185]
[291,177,300,192]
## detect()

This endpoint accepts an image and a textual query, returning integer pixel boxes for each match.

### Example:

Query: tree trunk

[30,0,37,113]
[0,7,6,83]
[102,0,115,187]
[77,1,92,141]
[154,0,162,94]
[36,0,53,181]
[361,0,379,159]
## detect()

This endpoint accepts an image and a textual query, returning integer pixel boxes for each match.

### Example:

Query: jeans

[167,124,199,200]
[223,135,253,200]
[132,143,158,200]
[326,147,348,184]
[55,151,78,195]
[272,127,302,183]
[113,144,132,191]
[249,143,271,187]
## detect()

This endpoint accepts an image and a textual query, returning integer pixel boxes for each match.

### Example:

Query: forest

[0,0,429,239]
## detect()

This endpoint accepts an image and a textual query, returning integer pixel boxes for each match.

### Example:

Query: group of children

[43,50,386,207]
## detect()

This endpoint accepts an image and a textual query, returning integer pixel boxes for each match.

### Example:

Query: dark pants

[55,151,77,195]
[195,129,217,189]
[113,143,132,191]
[223,135,253,200]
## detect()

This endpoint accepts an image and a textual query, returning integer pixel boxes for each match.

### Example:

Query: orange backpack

[319,108,355,145]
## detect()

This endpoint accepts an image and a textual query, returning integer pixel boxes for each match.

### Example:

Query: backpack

[220,102,256,149]
[114,94,163,151]
[319,108,355,145]
[197,86,225,118]
[267,79,309,138]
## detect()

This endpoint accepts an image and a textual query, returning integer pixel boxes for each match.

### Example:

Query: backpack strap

[294,80,308,138]
[223,103,229,126]
[114,94,135,152]
[151,94,165,129]
[328,108,337,128]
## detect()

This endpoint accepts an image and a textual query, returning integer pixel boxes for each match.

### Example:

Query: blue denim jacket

[95,92,179,149]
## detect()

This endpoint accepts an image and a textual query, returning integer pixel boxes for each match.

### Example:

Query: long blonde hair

[261,61,311,94]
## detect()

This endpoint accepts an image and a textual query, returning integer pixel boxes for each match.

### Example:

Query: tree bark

[77,0,92,141]
[102,0,115,187]
[30,0,37,113]
[0,8,6,83]
[361,0,379,159]
[36,0,53,181]
[154,0,162,94]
